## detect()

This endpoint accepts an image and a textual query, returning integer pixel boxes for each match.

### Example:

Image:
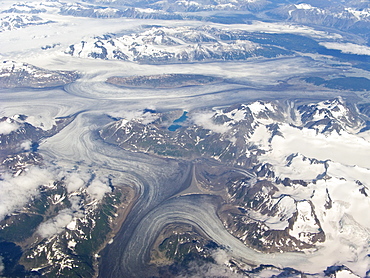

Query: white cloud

[36,192,85,238]
[107,110,144,121]
[86,178,111,200]
[107,109,158,125]
[65,172,87,193]
[20,140,32,150]
[37,208,74,238]
[0,119,19,135]
[0,167,54,221]
[35,171,112,238]
[141,112,159,125]
[211,248,232,265]
[320,42,370,56]
[68,196,84,218]
[176,250,246,278]
[191,112,231,134]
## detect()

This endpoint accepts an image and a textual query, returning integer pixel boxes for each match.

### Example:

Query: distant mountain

[65,26,301,63]
[1,1,63,14]
[1,0,184,21]
[106,73,222,88]
[269,2,370,39]
[0,14,53,32]
[60,3,183,19]
[82,0,271,12]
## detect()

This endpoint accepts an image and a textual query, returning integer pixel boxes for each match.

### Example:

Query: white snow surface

[289,201,320,244]
[244,100,370,276]
[345,7,370,21]
[276,154,326,181]
[259,123,370,169]
[189,100,370,275]
[248,195,297,230]
[65,26,260,62]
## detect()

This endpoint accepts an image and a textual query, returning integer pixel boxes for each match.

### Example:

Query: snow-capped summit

[65,26,264,63]
[271,1,370,34]
[298,97,364,134]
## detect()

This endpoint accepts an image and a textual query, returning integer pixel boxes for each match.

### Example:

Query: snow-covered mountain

[59,2,124,18]
[83,0,270,12]
[65,25,302,63]
[0,61,78,88]
[99,97,370,276]
[1,1,63,14]
[1,0,183,20]
[100,97,365,163]
[0,14,53,32]
[270,2,370,39]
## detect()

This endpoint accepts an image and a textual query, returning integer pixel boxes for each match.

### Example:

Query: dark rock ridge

[106,74,222,88]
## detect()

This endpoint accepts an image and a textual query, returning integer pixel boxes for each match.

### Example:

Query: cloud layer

[87,179,111,200]
[0,167,54,221]
[177,249,246,278]
[191,112,231,134]
[320,42,370,56]
[37,208,74,238]
[0,119,19,135]
[36,171,112,238]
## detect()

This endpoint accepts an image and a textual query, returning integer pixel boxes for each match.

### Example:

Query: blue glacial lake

[168,111,188,131]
